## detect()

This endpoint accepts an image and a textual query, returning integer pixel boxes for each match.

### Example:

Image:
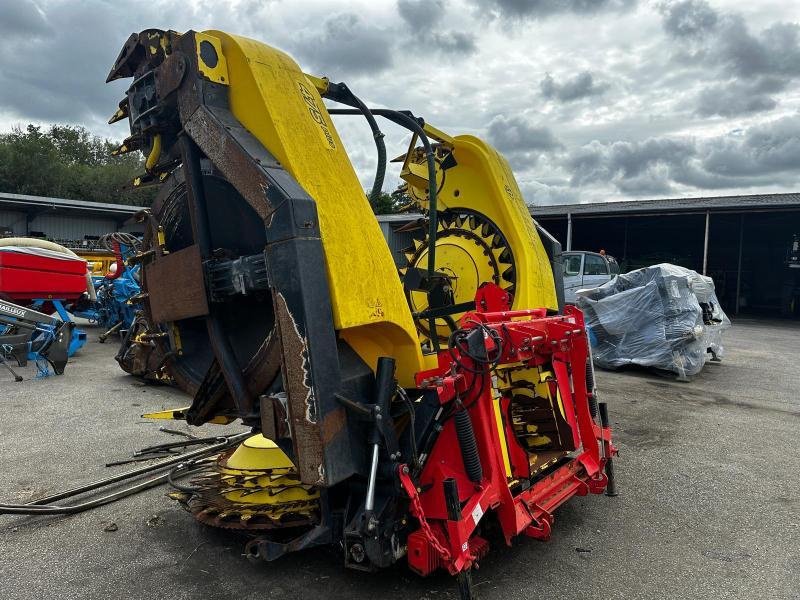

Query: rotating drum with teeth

[171,434,320,530]
[402,209,516,344]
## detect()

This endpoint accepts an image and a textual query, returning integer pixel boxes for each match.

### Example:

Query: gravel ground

[1,318,798,600]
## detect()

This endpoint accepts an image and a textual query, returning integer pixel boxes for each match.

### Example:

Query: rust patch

[243,330,281,396]
[184,106,273,221]
[319,406,346,446]
[144,244,209,323]
[260,393,276,440]
[273,291,324,486]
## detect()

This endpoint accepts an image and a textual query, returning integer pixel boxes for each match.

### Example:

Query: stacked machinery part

[106,29,616,597]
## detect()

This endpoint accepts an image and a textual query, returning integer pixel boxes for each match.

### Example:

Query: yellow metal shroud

[205,31,424,386]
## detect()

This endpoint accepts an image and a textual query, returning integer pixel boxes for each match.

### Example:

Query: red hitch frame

[400,287,616,577]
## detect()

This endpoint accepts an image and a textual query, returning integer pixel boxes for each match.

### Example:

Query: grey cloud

[658,0,718,38]
[0,0,49,38]
[524,181,580,206]
[294,13,394,76]
[694,78,786,117]
[397,0,445,31]
[488,115,561,153]
[660,7,800,123]
[468,0,636,19]
[397,0,477,56]
[429,31,477,55]
[564,116,800,195]
[0,4,139,125]
[700,116,800,178]
[565,137,694,194]
[0,1,214,130]
[540,71,608,102]
[714,17,800,80]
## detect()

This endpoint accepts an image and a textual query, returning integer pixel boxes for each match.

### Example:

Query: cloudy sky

[1,0,799,205]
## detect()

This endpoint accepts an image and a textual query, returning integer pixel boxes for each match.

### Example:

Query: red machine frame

[399,289,616,576]
[0,248,88,304]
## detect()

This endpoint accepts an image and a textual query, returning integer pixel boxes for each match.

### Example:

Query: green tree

[368,189,414,215]
[0,124,156,206]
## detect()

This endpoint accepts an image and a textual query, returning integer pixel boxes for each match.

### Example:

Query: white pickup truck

[562,251,620,304]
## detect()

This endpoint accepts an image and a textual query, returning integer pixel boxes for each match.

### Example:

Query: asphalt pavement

[1,318,798,599]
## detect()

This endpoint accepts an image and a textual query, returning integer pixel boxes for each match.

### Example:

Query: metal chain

[398,467,451,561]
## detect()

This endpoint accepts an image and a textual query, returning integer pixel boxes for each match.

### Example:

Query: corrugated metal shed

[0,192,140,217]
[530,192,800,218]
[0,192,140,242]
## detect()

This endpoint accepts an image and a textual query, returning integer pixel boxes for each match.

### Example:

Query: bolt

[401,465,409,475]
[349,543,366,564]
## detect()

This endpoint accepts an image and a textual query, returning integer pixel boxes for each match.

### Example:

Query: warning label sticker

[471,503,484,526]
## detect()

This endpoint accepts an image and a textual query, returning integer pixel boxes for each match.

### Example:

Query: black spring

[586,359,599,419]
[455,408,483,483]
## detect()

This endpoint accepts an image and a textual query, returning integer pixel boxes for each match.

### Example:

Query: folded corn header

[106,29,617,598]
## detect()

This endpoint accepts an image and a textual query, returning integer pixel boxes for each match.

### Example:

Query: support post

[702,211,710,276]
[735,213,744,315]
[622,217,628,268]
[566,212,573,252]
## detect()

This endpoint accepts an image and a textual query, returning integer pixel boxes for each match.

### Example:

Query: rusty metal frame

[115,30,358,487]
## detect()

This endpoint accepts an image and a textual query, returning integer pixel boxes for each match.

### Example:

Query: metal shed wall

[28,213,120,240]
[379,220,417,267]
[0,210,27,235]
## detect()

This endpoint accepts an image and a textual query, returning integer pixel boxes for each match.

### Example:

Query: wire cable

[0,432,250,515]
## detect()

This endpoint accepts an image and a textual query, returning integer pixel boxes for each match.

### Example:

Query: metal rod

[21,432,249,506]
[365,443,380,513]
[99,321,123,342]
[0,354,23,382]
[702,210,710,275]
[566,212,573,251]
[622,217,628,266]
[598,403,618,497]
[735,213,744,315]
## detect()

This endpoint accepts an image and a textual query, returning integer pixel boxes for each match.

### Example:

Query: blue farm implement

[71,232,142,342]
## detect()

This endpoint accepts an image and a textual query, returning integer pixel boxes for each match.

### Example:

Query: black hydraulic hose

[167,463,209,494]
[328,107,440,349]
[397,387,419,468]
[324,83,386,206]
[327,108,438,274]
